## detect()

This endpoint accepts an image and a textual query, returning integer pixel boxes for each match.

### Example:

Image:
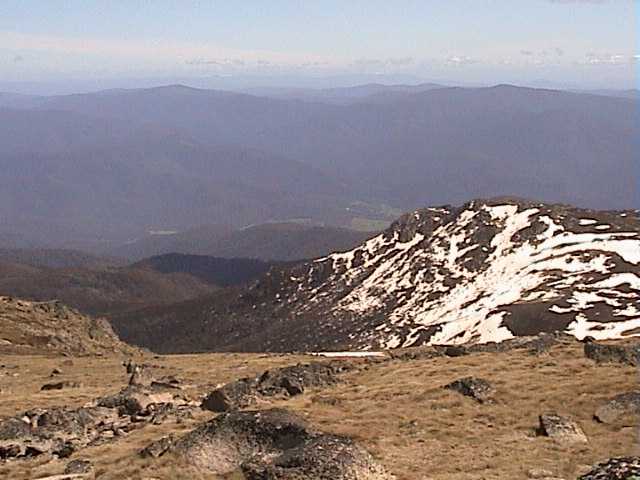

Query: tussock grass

[0,343,637,479]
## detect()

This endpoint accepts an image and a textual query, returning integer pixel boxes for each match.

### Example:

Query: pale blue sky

[1,1,638,89]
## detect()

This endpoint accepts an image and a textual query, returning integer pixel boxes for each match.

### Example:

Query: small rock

[594,392,640,425]
[129,365,153,387]
[41,381,82,391]
[201,379,256,412]
[527,468,555,478]
[584,342,640,366]
[444,377,495,403]
[64,459,93,474]
[51,368,63,376]
[538,413,588,444]
[579,456,640,479]
[140,435,175,458]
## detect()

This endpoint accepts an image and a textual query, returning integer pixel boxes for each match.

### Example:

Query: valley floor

[0,341,638,479]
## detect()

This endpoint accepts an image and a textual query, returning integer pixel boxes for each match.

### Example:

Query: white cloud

[580,52,633,65]
[445,55,476,66]
[0,30,338,67]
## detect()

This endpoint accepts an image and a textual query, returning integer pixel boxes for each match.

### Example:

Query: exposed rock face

[0,296,137,356]
[594,392,640,425]
[202,362,354,412]
[584,341,640,366]
[444,377,495,404]
[0,406,117,459]
[142,408,393,479]
[538,413,588,444]
[579,457,640,479]
[114,199,640,353]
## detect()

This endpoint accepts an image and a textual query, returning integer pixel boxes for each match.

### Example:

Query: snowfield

[292,199,640,348]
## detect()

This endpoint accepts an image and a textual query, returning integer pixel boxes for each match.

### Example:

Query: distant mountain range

[110,198,640,353]
[0,250,284,317]
[0,83,637,251]
[112,222,375,261]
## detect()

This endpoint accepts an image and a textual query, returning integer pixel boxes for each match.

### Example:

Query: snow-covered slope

[113,198,640,353]
[270,198,640,350]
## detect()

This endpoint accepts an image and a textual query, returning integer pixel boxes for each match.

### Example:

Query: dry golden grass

[0,342,638,479]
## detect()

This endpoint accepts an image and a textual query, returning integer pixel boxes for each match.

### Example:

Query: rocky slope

[0,296,137,355]
[113,198,640,353]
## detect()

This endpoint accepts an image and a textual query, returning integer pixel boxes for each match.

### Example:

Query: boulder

[444,377,494,403]
[202,378,256,412]
[538,413,588,444]
[594,392,640,425]
[143,408,393,479]
[97,386,175,415]
[202,362,353,413]
[579,457,640,479]
[584,342,640,366]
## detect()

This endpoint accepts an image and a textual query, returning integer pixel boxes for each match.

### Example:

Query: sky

[1,0,638,91]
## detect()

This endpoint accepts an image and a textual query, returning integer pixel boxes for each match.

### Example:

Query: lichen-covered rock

[579,457,640,479]
[444,377,495,403]
[64,459,93,474]
[96,386,175,415]
[584,341,640,366]
[201,378,257,412]
[594,392,640,425]
[202,362,353,413]
[538,413,588,444]
[143,408,393,479]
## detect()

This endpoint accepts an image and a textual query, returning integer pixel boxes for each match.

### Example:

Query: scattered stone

[142,408,393,479]
[41,381,82,391]
[201,361,354,413]
[391,332,566,361]
[202,378,256,412]
[129,364,153,387]
[527,468,555,479]
[150,375,182,390]
[584,341,640,366]
[1,372,192,462]
[97,386,176,416]
[579,457,640,479]
[594,392,640,425]
[538,413,588,444]
[444,377,495,403]
[64,459,93,474]
[140,434,176,458]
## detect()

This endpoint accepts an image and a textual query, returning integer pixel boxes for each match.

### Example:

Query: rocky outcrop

[202,362,354,412]
[444,377,495,404]
[594,392,640,425]
[579,457,640,479]
[584,341,640,366]
[537,413,588,444]
[389,332,566,361]
[0,296,137,356]
[141,408,393,479]
[0,367,194,461]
